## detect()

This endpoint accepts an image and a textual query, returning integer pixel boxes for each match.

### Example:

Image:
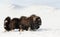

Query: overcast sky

[0,0,60,8]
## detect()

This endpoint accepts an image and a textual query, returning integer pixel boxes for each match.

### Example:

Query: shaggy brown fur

[9,18,20,31]
[19,16,31,31]
[4,16,11,31]
[4,14,42,32]
[28,14,42,30]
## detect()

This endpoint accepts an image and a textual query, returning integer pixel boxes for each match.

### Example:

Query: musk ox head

[4,16,11,31]
[29,14,42,30]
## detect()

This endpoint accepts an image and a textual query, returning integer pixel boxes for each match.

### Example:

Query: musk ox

[4,16,11,31]
[9,18,20,31]
[28,14,42,30]
[4,14,42,32]
[19,16,31,31]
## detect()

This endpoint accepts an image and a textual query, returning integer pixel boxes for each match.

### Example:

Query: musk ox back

[4,16,11,31]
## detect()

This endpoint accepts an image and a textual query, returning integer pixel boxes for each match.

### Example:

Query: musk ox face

[35,17,42,25]
[29,15,42,30]
[4,16,11,31]
[34,17,41,30]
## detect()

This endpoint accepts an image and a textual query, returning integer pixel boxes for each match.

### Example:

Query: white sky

[0,0,60,8]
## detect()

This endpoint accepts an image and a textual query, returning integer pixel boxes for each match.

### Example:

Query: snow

[0,4,60,37]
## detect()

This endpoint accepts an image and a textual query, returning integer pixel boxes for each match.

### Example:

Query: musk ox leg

[25,25,31,31]
[19,25,23,32]
[4,27,11,32]
[25,27,28,31]
[10,28,14,32]
[19,29,23,32]
[9,22,15,32]
[28,27,31,31]
[22,25,30,31]
[4,29,7,32]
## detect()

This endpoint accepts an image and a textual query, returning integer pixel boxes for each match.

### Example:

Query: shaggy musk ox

[4,17,20,31]
[4,14,42,32]
[4,16,11,31]
[9,18,20,31]
[28,14,42,30]
[19,16,31,31]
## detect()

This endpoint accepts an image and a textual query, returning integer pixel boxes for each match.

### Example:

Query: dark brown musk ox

[9,18,20,31]
[4,16,11,32]
[19,16,31,31]
[28,14,42,31]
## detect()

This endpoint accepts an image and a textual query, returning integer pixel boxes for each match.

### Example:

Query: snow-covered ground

[0,4,60,37]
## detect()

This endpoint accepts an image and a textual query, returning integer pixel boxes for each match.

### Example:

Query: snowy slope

[0,4,60,37]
